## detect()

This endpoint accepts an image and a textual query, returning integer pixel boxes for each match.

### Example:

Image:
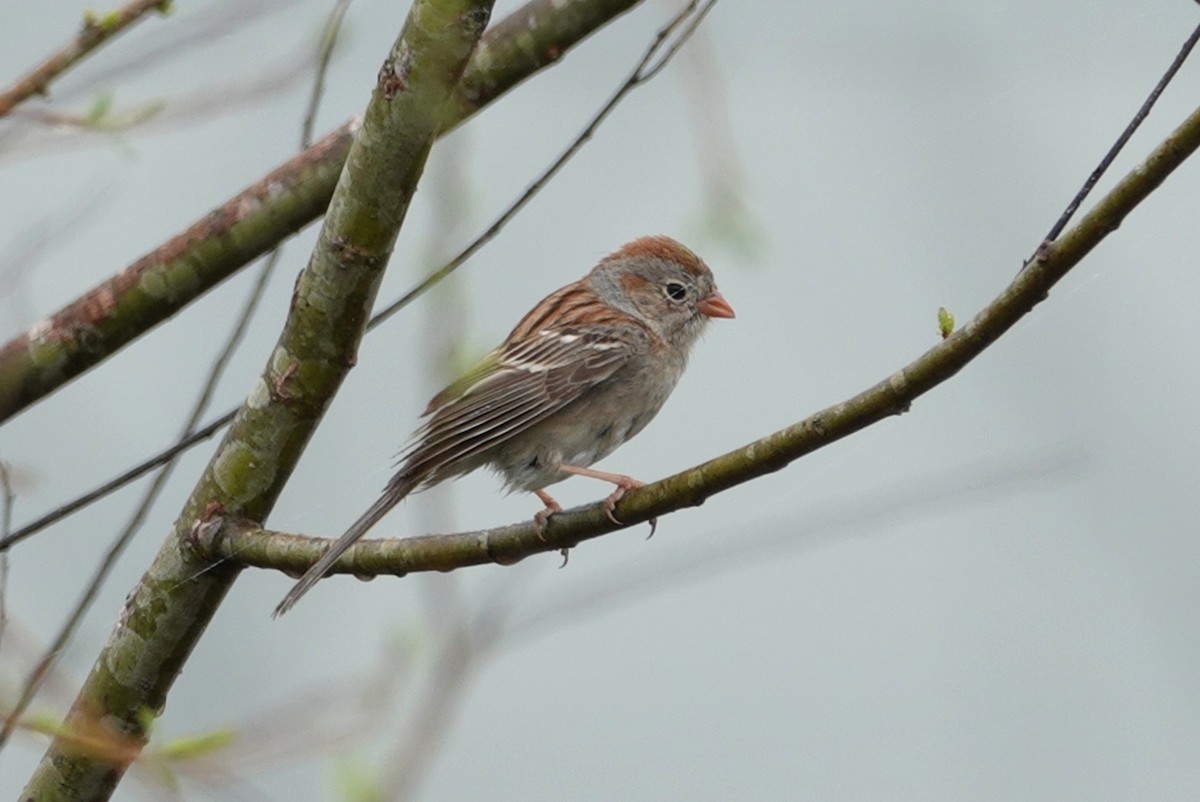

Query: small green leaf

[937,306,955,339]
[84,9,123,33]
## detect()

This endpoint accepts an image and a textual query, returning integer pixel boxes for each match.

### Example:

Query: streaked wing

[399,327,638,483]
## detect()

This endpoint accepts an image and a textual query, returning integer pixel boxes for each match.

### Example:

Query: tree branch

[0,6,360,749]
[201,95,1200,584]
[19,2,494,799]
[0,0,173,118]
[0,0,703,552]
[0,0,643,425]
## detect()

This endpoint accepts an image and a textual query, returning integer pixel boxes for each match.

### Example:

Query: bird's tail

[273,475,417,617]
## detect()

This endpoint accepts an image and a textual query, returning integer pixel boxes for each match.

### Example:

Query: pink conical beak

[697,289,735,319]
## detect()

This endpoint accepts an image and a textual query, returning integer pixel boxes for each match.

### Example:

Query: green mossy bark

[205,93,1200,590]
[20,2,494,799]
[0,0,642,424]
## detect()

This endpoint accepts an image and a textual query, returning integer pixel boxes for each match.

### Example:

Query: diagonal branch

[202,94,1200,584]
[19,2,495,799]
[0,0,701,551]
[0,0,173,118]
[0,0,644,425]
[369,0,718,329]
[0,5,357,747]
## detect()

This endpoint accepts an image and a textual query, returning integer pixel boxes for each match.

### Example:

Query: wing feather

[398,326,640,483]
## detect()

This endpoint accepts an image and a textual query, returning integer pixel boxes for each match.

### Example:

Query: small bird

[274,235,734,615]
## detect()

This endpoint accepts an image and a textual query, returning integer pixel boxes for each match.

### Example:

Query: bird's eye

[665,281,688,302]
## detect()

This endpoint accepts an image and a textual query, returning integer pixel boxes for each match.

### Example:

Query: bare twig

[0,260,279,750]
[0,0,292,156]
[3,40,316,160]
[1037,19,1200,249]
[0,7,356,748]
[370,0,721,328]
[204,86,1200,579]
[0,0,692,551]
[0,411,233,551]
[0,0,645,424]
[48,0,291,104]
[373,10,721,791]
[303,0,354,146]
[0,0,173,118]
[22,1,495,795]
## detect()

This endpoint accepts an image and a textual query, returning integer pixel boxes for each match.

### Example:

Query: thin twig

[303,0,354,146]
[0,0,709,551]
[0,412,233,551]
[0,0,173,118]
[1037,19,1200,250]
[376,8,719,792]
[0,266,279,752]
[44,0,291,105]
[204,79,1200,577]
[0,6,355,746]
[0,0,643,421]
[369,0,718,328]
[4,44,315,161]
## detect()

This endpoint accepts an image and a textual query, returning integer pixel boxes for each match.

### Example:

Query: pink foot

[558,464,658,537]
[599,476,644,525]
[533,489,562,541]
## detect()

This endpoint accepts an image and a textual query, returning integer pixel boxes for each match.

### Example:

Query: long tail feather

[273,477,416,617]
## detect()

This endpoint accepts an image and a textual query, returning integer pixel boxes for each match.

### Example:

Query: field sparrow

[275,235,734,615]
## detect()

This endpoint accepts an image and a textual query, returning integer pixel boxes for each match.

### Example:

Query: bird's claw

[533,490,563,542]
[602,478,654,538]
[533,508,554,541]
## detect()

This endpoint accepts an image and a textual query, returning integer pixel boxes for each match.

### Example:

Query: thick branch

[205,97,1200,582]
[0,0,642,425]
[19,3,494,800]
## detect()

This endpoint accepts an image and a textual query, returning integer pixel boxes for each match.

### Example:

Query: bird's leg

[559,464,657,536]
[533,489,562,541]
